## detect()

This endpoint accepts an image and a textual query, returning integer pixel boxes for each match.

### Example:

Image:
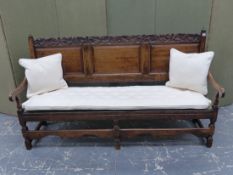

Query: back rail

[28,31,206,85]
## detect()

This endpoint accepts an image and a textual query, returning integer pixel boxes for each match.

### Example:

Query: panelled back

[36,47,84,74]
[29,32,206,85]
[93,45,140,74]
[150,43,200,73]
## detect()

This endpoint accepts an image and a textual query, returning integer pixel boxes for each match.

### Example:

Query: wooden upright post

[199,30,207,52]
[28,35,36,58]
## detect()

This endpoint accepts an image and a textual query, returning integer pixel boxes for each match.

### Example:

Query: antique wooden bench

[9,31,225,150]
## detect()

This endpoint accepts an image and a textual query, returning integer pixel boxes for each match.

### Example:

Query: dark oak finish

[9,31,225,150]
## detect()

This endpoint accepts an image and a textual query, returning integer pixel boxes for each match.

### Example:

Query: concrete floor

[0,105,233,175]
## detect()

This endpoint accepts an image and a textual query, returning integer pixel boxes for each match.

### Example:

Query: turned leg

[22,121,32,150]
[25,138,32,150]
[41,121,48,126]
[113,120,121,150]
[206,136,213,148]
[192,119,204,128]
[35,121,48,131]
[206,116,216,148]
[206,124,214,148]
[17,110,32,150]
[21,121,32,150]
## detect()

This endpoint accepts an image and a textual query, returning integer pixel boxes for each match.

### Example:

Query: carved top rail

[33,33,201,48]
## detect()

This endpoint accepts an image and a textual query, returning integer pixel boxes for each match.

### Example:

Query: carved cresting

[33,34,201,48]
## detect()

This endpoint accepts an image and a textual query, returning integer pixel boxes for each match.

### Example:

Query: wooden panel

[36,47,83,73]
[82,46,94,75]
[93,46,140,74]
[64,73,166,84]
[140,44,150,74]
[150,44,199,73]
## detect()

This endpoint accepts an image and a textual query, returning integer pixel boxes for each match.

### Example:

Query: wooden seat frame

[9,31,225,150]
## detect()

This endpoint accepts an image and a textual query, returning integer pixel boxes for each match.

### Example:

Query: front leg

[17,110,32,150]
[206,110,218,148]
[113,120,121,150]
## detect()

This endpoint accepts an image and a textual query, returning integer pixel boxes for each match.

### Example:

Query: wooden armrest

[208,72,225,98]
[208,72,225,109]
[9,78,27,102]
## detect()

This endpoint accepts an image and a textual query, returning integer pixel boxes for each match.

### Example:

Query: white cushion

[19,53,68,98]
[22,86,211,111]
[166,48,214,95]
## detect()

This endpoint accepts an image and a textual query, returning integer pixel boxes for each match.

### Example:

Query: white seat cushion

[22,86,212,111]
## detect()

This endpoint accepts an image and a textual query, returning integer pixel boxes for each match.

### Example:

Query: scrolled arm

[208,72,225,108]
[9,78,27,109]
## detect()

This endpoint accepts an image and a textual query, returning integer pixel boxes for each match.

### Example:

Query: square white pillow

[166,48,214,95]
[19,53,68,98]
